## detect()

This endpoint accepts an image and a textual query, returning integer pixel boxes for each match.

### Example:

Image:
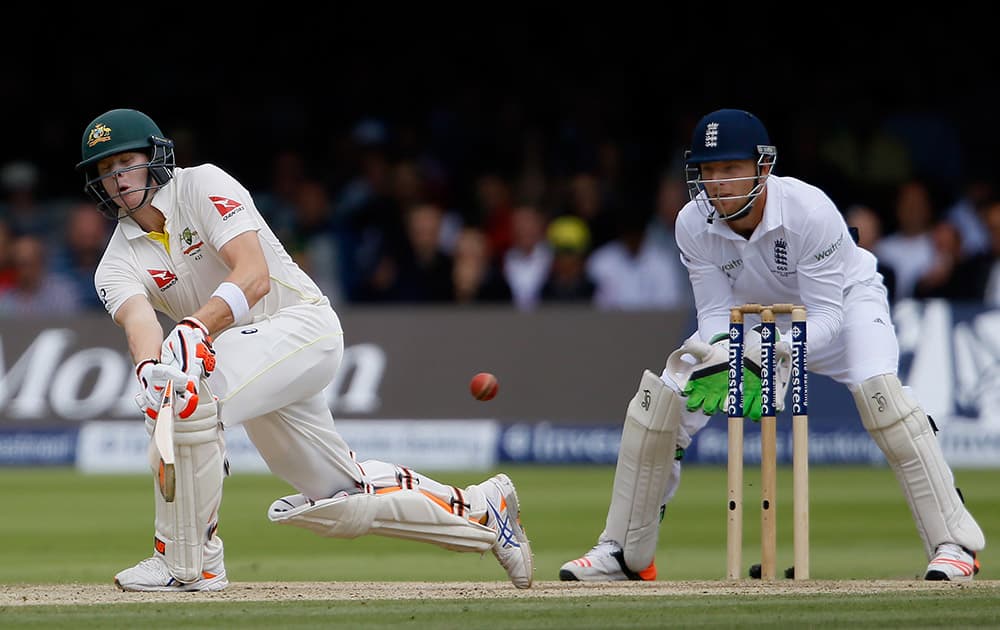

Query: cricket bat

[153,379,176,503]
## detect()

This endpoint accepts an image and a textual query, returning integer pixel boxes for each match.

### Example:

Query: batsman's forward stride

[559,108,984,583]
[77,108,533,592]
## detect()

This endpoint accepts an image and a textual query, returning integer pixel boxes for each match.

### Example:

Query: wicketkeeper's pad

[604,369,683,572]
[853,373,984,556]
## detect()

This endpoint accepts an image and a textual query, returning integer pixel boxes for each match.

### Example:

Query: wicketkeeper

[77,108,533,592]
[560,108,984,583]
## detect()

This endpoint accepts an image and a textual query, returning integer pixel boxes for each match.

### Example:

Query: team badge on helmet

[86,123,113,148]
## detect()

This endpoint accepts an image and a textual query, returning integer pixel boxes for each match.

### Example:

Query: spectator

[539,215,595,303]
[276,179,345,305]
[844,204,896,301]
[50,201,113,311]
[563,171,616,251]
[875,179,938,301]
[646,172,695,309]
[255,149,308,229]
[503,204,553,310]
[587,209,690,311]
[0,219,14,291]
[923,197,1000,304]
[914,222,964,299]
[0,161,52,241]
[452,226,513,305]
[357,202,453,303]
[474,172,516,259]
[0,234,82,315]
[944,173,994,258]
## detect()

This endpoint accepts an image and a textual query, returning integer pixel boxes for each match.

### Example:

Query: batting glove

[135,359,198,420]
[161,317,217,380]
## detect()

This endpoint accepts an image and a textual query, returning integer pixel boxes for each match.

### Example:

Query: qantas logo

[147,269,177,291]
[210,196,244,220]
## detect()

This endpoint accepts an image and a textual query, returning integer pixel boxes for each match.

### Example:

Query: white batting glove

[135,359,198,420]
[161,317,217,380]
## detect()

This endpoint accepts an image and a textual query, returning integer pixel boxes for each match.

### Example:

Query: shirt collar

[117,181,175,240]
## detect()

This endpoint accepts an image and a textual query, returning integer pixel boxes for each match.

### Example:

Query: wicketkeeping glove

[135,359,198,419]
[161,317,217,380]
[679,333,731,416]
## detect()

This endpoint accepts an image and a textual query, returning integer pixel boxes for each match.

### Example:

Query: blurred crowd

[1,114,998,318]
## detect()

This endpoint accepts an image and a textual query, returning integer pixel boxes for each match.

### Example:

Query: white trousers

[208,300,362,499]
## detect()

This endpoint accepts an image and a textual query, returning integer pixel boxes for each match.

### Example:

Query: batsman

[77,109,533,592]
[560,109,984,583]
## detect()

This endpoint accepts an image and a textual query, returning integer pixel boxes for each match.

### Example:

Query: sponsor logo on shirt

[814,233,844,262]
[720,257,742,279]
[180,227,204,260]
[210,196,244,221]
[148,269,177,291]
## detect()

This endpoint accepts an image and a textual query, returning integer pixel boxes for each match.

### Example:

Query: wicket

[726,303,809,580]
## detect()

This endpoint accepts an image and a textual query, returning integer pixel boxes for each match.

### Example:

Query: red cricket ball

[470,372,499,401]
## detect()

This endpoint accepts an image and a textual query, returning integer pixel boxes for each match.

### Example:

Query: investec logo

[790,323,808,414]
[760,339,772,412]
[727,326,741,416]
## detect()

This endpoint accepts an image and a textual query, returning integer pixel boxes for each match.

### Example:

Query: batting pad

[149,397,225,583]
[268,488,496,553]
[853,373,985,556]
[605,369,683,572]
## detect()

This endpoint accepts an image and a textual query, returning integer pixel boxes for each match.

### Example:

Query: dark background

[5,11,999,221]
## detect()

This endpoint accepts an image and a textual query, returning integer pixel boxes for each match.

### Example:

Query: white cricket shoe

[482,473,533,588]
[559,539,657,581]
[115,544,228,592]
[924,543,979,582]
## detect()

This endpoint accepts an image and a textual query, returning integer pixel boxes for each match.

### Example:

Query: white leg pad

[605,369,683,571]
[267,488,496,553]
[853,374,984,556]
[148,397,225,583]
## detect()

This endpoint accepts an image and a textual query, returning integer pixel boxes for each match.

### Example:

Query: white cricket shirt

[95,164,325,325]
[675,175,880,354]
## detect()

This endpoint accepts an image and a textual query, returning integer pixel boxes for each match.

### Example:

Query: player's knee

[852,373,921,432]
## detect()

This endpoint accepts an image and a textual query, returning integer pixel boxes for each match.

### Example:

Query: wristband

[211,281,250,324]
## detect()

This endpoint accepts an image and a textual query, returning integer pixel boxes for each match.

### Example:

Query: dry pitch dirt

[3,580,998,606]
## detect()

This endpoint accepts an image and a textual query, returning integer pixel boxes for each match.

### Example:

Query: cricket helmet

[684,109,776,223]
[76,109,176,219]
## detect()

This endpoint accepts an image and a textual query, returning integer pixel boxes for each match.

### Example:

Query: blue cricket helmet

[684,109,777,223]
[685,109,775,165]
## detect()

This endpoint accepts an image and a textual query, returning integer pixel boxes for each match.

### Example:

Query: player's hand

[161,317,217,380]
[676,333,730,416]
[742,326,792,422]
[135,359,198,420]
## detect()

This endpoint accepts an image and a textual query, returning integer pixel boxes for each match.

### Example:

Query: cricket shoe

[482,473,533,588]
[559,539,657,581]
[115,543,228,592]
[924,543,980,582]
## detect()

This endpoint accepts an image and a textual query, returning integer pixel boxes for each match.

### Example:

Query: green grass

[2,465,999,628]
[4,593,1000,629]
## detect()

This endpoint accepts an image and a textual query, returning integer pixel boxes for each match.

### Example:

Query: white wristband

[211,281,250,324]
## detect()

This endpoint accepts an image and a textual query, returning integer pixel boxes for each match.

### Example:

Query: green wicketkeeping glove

[682,333,729,416]
[741,365,763,422]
